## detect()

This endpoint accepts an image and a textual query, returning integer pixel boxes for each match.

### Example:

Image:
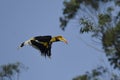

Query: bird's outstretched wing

[30,40,52,57]
[34,36,52,42]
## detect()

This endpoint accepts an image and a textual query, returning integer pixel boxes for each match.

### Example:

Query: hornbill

[19,35,68,58]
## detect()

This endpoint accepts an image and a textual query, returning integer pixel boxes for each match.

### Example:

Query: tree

[73,66,120,80]
[0,62,27,80]
[60,0,120,80]
[60,0,120,69]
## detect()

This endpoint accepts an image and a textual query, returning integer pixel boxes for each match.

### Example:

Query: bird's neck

[50,37,59,43]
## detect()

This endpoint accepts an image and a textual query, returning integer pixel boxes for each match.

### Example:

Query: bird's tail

[18,39,31,49]
[18,42,25,50]
[20,42,25,47]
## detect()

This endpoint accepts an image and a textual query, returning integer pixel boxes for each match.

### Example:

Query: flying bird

[19,35,68,58]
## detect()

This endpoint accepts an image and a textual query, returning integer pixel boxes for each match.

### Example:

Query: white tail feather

[18,39,32,50]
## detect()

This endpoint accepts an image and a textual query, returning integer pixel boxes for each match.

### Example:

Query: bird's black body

[19,35,67,58]
[32,36,52,57]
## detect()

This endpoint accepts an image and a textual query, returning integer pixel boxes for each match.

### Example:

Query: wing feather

[30,40,52,57]
[34,36,52,42]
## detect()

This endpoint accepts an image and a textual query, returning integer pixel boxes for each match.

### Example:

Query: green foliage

[80,18,93,33]
[73,66,120,80]
[60,0,109,30]
[115,0,120,6]
[60,0,81,30]
[73,75,87,80]
[0,62,27,80]
[102,24,120,69]
[98,14,111,26]
[102,28,115,47]
[63,0,80,18]
[60,0,120,69]
[59,17,68,30]
[107,7,114,13]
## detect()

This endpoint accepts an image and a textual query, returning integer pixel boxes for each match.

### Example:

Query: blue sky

[0,0,108,80]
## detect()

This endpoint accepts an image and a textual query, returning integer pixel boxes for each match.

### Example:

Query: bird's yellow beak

[59,37,68,44]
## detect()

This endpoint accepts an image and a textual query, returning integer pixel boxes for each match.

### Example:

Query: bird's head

[55,36,68,44]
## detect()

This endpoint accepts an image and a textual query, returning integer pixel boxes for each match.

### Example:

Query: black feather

[20,42,24,47]
[31,40,52,57]
[34,36,52,42]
